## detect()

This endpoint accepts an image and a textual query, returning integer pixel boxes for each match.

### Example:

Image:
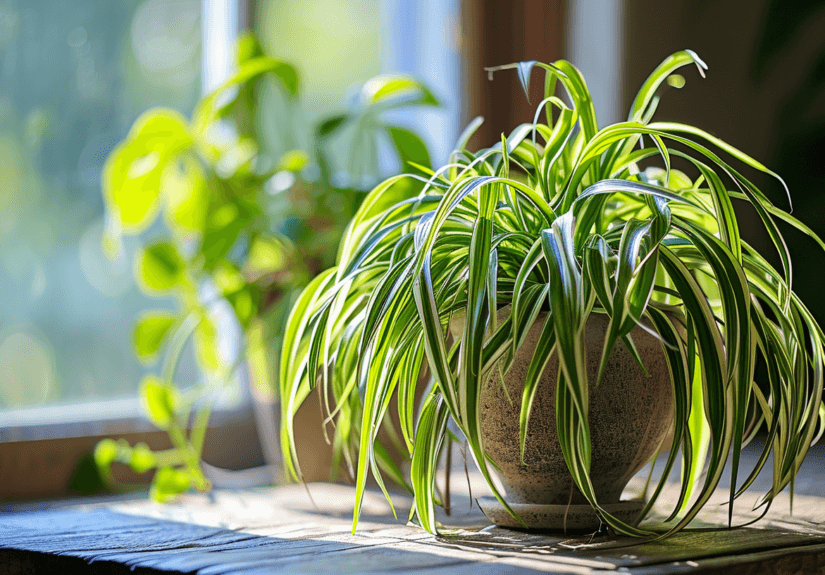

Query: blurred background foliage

[94,30,438,497]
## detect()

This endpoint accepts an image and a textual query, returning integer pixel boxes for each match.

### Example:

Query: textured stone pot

[460,310,674,530]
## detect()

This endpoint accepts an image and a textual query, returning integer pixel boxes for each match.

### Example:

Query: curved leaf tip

[684,49,708,77]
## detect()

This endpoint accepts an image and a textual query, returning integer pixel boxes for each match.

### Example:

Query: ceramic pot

[470,310,674,530]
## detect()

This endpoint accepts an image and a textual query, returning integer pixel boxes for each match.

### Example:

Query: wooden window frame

[460,0,566,151]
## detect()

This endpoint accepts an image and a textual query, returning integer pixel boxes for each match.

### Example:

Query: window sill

[0,396,265,502]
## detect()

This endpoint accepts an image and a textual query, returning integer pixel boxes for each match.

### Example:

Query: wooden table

[3,446,825,574]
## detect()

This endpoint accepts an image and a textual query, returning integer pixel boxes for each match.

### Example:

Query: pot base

[478,496,644,532]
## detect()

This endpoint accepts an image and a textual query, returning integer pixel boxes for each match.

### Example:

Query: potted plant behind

[94,33,440,500]
[280,50,825,537]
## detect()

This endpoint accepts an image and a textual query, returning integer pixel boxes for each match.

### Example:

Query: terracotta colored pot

[457,310,674,530]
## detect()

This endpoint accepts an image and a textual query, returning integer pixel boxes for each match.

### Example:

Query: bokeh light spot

[0,327,57,408]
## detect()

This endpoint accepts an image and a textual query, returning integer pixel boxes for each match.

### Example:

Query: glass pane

[0,0,202,408]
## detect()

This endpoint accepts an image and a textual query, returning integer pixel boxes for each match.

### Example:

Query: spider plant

[280,50,825,538]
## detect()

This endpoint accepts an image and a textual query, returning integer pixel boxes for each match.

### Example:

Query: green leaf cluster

[281,51,825,537]
[94,32,439,499]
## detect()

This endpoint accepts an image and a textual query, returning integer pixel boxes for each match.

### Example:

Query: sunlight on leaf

[136,241,186,294]
[141,375,178,430]
[133,312,177,363]
[150,467,192,503]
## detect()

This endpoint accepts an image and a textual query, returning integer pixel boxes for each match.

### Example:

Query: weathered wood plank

[5,445,825,575]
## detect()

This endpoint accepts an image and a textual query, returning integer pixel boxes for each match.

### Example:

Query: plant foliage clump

[95,33,439,501]
[281,51,825,538]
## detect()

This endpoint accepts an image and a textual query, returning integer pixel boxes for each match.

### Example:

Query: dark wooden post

[460,0,566,151]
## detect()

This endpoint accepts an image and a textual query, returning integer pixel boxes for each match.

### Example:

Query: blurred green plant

[94,32,439,501]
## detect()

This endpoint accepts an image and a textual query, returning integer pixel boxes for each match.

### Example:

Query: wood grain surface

[3,442,825,574]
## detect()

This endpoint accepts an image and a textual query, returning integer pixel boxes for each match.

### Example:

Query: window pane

[0,0,201,407]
